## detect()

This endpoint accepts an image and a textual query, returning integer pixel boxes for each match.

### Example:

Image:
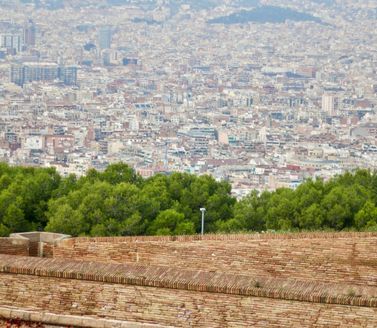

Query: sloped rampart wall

[53,232,377,286]
[0,255,377,328]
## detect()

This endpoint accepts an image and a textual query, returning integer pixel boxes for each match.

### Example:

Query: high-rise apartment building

[98,26,112,49]
[23,19,36,47]
[10,65,24,86]
[23,62,59,83]
[58,66,78,85]
[10,62,77,86]
[321,94,338,116]
[0,33,23,53]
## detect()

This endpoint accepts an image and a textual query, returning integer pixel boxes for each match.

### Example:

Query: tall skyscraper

[23,19,36,47]
[98,26,112,50]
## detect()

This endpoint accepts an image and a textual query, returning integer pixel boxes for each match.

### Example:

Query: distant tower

[23,19,36,47]
[322,94,338,116]
[98,26,112,50]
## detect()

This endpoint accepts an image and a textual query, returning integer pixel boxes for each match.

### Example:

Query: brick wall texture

[1,271,377,328]
[0,238,29,256]
[53,232,377,287]
[2,232,377,327]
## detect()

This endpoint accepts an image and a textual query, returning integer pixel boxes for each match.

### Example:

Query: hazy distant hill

[233,0,260,8]
[20,0,260,12]
[20,0,219,11]
[311,0,336,6]
[208,5,323,25]
[107,0,217,10]
[19,0,337,11]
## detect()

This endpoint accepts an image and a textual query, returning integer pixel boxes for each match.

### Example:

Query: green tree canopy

[0,163,376,237]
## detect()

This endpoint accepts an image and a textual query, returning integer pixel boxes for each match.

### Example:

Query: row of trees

[0,162,377,237]
[221,170,377,233]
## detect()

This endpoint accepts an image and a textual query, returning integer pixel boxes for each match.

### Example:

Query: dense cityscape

[0,0,376,198]
[1,2,377,327]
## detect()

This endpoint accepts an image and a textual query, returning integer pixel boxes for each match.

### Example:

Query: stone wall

[4,274,377,328]
[3,232,377,327]
[53,232,377,287]
[0,238,29,256]
[1,255,377,328]
[7,232,70,258]
[42,243,54,258]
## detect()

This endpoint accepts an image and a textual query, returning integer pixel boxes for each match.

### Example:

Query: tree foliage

[1,163,377,237]
[44,163,236,236]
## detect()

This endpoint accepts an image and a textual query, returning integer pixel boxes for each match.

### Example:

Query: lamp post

[200,207,206,235]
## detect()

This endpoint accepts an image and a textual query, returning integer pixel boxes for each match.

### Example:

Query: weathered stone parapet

[0,238,29,256]
[9,232,70,257]
[58,231,377,244]
[1,254,377,308]
[1,271,377,328]
[53,232,377,287]
[2,232,377,327]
